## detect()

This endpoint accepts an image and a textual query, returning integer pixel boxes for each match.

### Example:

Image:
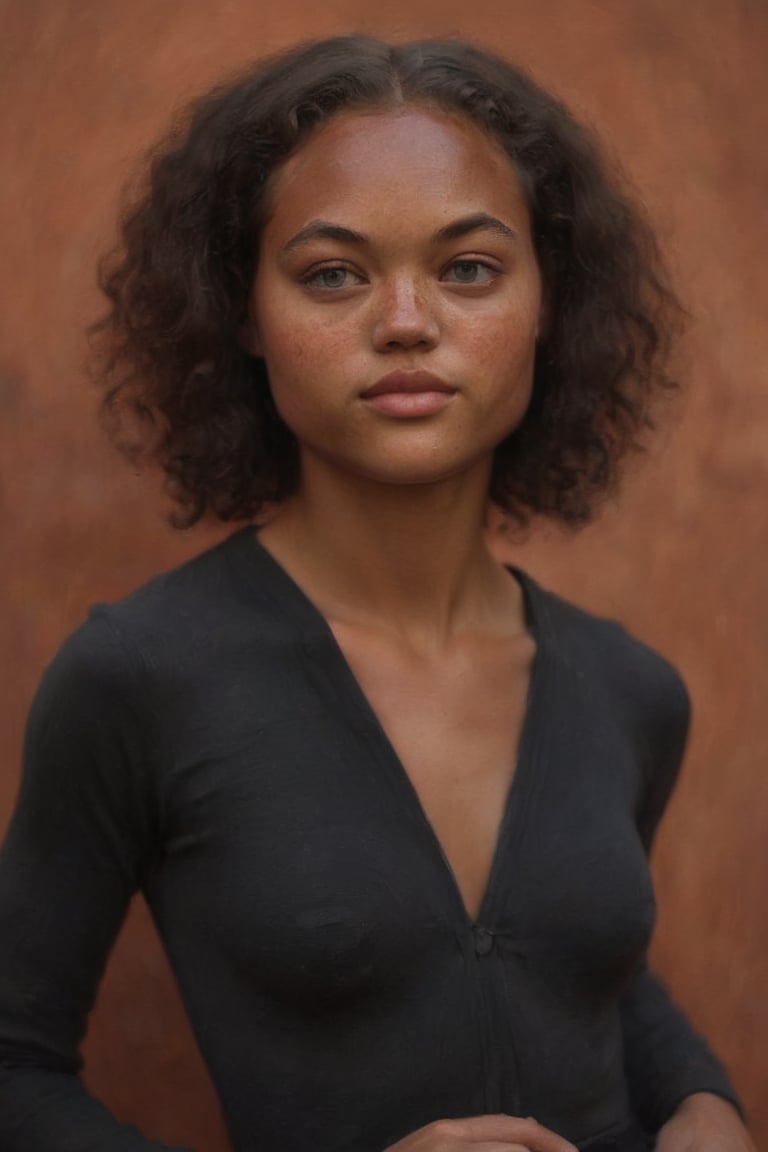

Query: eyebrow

[281,212,517,254]
[433,213,517,244]
[282,222,367,254]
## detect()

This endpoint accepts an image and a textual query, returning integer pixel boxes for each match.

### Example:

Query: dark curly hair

[93,35,681,528]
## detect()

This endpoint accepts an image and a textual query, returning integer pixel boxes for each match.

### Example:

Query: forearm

[0,1065,190,1152]
[0,615,186,1150]
[620,965,741,1131]
[656,1092,755,1152]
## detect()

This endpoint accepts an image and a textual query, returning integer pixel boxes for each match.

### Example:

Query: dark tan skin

[250,106,541,925]
[246,106,754,1152]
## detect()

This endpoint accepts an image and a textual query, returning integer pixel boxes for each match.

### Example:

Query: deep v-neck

[241,527,551,930]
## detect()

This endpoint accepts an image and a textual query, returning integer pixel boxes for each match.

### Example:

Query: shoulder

[95,525,263,643]
[58,525,288,676]
[26,528,268,787]
[519,573,692,843]
[33,527,270,722]
[520,571,690,721]
[518,571,691,786]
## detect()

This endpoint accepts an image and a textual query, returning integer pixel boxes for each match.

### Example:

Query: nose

[371,276,440,353]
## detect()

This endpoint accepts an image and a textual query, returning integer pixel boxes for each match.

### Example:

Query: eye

[303,265,364,290]
[443,260,497,285]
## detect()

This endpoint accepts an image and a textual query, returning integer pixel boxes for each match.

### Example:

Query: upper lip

[360,371,456,399]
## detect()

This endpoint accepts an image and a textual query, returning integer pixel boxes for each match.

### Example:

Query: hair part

[93,35,682,528]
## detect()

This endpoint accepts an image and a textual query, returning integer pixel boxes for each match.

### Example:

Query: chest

[149,634,655,1006]
[329,624,537,923]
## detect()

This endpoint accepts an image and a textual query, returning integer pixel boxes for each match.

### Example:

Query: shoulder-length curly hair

[94,35,681,528]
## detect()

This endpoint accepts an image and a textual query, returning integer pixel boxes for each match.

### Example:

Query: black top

[0,527,739,1152]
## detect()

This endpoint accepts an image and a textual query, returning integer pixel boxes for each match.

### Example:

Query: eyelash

[443,260,498,285]
[302,265,364,290]
[301,258,500,291]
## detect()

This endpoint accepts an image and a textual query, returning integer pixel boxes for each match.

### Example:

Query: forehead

[262,106,531,241]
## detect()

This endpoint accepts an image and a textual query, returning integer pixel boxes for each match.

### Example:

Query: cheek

[470,308,539,431]
[455,275,541,361]
[466,306,539,386]
[257,310,353,436]
[260,305,352,390]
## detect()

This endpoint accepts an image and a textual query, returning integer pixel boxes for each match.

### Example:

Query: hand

[656,1093,756,1152]
[385,1114,578,1152]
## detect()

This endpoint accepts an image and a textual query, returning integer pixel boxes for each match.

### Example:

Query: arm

[655,1093,756,1152]
[620,964,742,1131]
[0,613,190,1151]
[620,660,749,1145]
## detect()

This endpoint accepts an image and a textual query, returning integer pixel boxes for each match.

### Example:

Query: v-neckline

[238,526,552,930]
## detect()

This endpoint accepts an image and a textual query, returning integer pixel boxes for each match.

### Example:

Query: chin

[344,453,488,489]
[305,428,505,490]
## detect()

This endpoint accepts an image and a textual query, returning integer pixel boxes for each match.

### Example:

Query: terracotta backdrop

[1,0,766,1148]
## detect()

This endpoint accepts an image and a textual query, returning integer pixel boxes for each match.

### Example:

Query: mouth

[360,370,456,400]
[358,371,457,419]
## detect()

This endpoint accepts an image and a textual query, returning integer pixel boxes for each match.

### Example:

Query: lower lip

[362,390,456,418]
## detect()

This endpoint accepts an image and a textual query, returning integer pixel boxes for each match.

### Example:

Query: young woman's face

[247,105,543,490]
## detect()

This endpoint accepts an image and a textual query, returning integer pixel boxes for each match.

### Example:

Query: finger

[463,1143,563,1152]
[472,1143,536,1152]
[447,1114,577,1151]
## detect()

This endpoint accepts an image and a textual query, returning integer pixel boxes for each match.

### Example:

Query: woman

[0,35,755,1152]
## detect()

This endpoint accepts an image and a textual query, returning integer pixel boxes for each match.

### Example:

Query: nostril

[372,300,440,352]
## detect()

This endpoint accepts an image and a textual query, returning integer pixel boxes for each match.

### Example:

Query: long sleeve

[620,964,742,1132]
[620,660,741,1132]
[0,612,190,1151]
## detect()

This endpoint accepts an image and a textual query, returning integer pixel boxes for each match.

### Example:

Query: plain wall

[1,1,766,1148]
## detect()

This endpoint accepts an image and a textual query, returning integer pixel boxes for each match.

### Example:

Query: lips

[360,371,456,399]
[359,371,457,419]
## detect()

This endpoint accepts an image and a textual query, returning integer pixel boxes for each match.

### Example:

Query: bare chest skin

[330,620,536,924]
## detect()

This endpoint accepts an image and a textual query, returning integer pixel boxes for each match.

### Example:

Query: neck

[259,457,522,646]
